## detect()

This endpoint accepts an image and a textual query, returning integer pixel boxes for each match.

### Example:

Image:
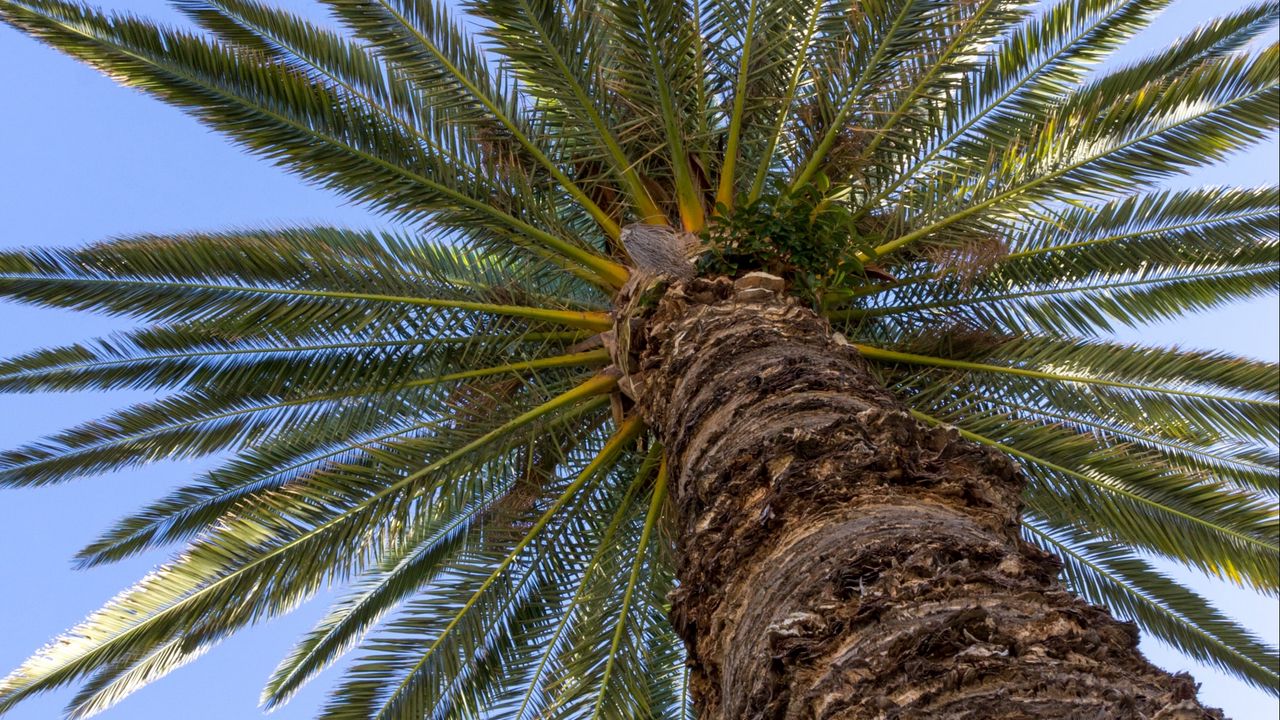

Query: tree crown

[0,0,1276,716]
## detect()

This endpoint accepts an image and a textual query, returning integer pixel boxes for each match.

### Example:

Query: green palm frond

[315,0,623,240]
[789,0,943,190]
[870,336,1280,498]
[848,0,1025,182]
[0,229,613,331]
[854,261,1278,338]
[1025,521,1279,692]
[0,348,607,487]
[600,0,709,229]
[911,406,1278,594]
[0,378,616,713]
[77,416,446,566]
[705,0,865,209]
[861,340,1277,401]
[876,46,1279,257]
[972,265,1277,337]
[958,384,1279,497]
[0,0,628,284]
[1,0,1277,715]
[1072,1,1279,100]
[279,412,614,711]
[501,446,662,719]
[861,0,1171,212]
[861,340,1278,444]
[851,185,1277,308]
[0,325,586,394]
[175,0,499,182]
[467,0,666,225]
[318,417,642,719]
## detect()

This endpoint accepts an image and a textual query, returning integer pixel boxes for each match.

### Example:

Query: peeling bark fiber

[612,276,1222,720]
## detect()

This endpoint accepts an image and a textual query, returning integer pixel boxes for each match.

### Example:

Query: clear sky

[0,1,1276,718]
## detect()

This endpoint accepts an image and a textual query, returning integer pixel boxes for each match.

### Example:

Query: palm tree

[0,0,1276,716]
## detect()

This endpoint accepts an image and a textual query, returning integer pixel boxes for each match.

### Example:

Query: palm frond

[860,341,1277,403]
[600,0,708,230]
[707,0,835,209]
[0,349,606,488]
[0,230,613,332]
[850,0,1026,186]
[315,0,623,240]
[318,416,643,720]
[912,408,1278,594]
[503,445,661,719]
[62,637,209,720]
[742,0,826,201]
[0,376,614,713]
[1025,520,1279,693]
[0,0,627,284]
[855,262,1279,339]
[582,458,670,718]
[873,0,1172,206]
[876,47,1280,257]
[174,0,483,180]
[261,433,589,709]
[78,417,439,566]
[850,185,1278,310]
[468,0,666,225]
[0,325,585,394]
[791,0,941,189]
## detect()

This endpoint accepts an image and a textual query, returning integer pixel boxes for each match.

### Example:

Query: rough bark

[611,276,1222,720]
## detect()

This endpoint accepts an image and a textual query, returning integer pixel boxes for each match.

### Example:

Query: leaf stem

[591,453,668,719]
[910,409,1279,554]
[715,0,760,212]
[0,274,615,330]
[855,344,1276,406]
[373,413,646,719]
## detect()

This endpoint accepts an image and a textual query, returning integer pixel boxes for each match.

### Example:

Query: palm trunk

[615,276,1221,719]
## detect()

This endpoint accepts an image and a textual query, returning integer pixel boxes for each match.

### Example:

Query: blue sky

[0,1,1276,717]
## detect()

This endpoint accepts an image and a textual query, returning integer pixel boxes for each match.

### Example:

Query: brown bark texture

[611,275,1223,720]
